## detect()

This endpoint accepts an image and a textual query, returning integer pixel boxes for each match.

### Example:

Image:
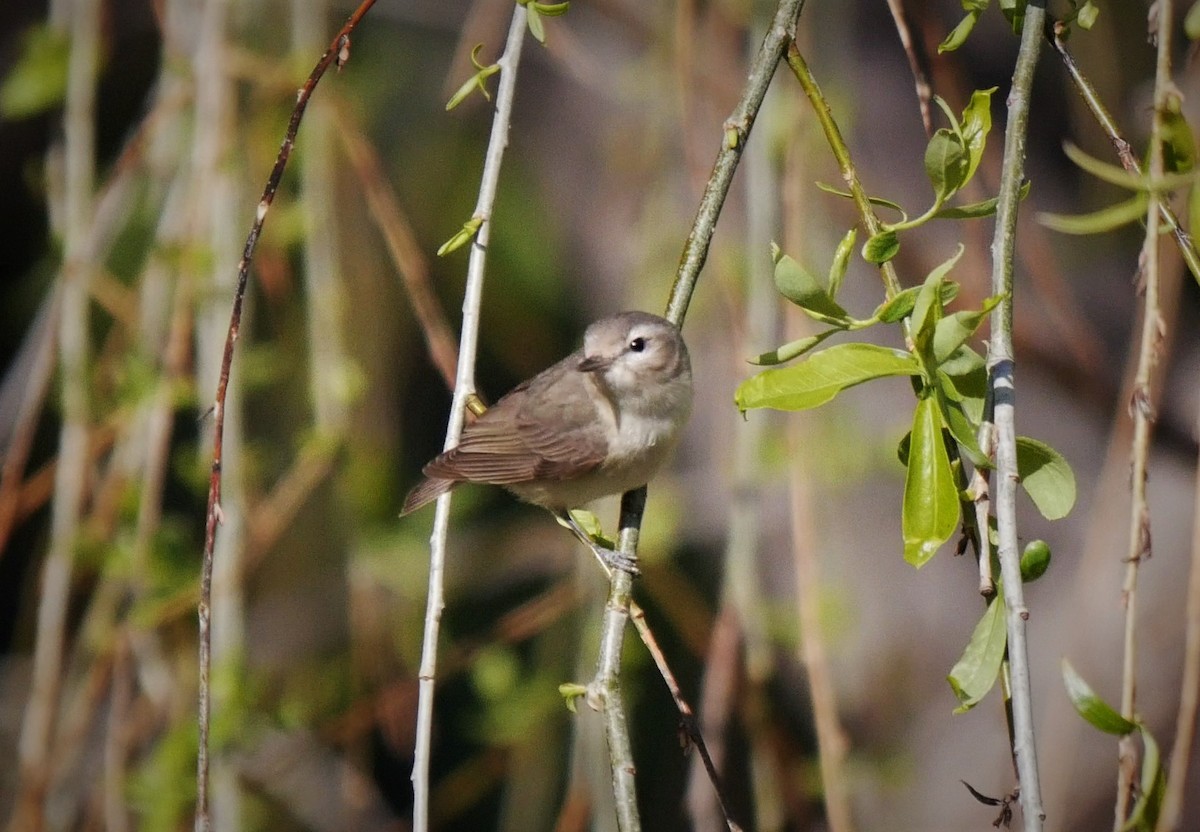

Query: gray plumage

[401,311,692,515]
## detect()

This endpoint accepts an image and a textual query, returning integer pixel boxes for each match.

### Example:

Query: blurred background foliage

[0,0,1198,830]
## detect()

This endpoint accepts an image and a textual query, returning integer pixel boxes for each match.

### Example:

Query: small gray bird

[401,312,692,525]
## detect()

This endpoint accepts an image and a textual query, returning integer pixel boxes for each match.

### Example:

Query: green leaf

[0,25,70,119]
[532,2,570,16]
[1075,1,1099,29]
[749,329,838,365]
[1187,1,1200,40]
[911,246,966,349]
[1039,194,1148,235]
[1062,659,1137,735]
[863,230,900,264]
[1063,142,1198,193]
[939,10,982,53]
[902,396,960,567]
[815,182,907,218]
[1020,539,1051,582]
[558,682,587,713]
[936,376,986,466]
[1161,100,1196,174]
[925,128,970,202]
[1015,436,1076,520]
[437,216,484,256]
[948,594,1007,712]
[774,254,850,322]
[563,509,613,548]
[932,294,1004,364]
[960,88,997,184]
[828,228,856,299]
[935,181,1030,219]
[874,286,922,323]
[526,5,546,42]
[736,343,920,413]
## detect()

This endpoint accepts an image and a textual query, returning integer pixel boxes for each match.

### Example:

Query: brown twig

[337,112,460,388]
[194,2,378,828]
[884,0,933,136]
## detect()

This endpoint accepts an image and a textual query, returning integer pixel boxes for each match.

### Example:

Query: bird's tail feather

[400,477,455,516]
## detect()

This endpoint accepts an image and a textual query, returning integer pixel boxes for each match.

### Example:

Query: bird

[401,311,692,569]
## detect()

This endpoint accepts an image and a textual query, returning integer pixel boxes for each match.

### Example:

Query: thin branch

[1116,1,1173,825]
[411,10,528,832]
[783,43,902,300]
[1158,420,1200,831]
[12,0,100,825]
[194,2,377,828]
[884,0,933,136]
[986,3,1048,829]
[337,113,460,388]
[1047,20,1200,286]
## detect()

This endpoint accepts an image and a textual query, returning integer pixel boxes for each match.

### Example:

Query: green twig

[784,42,902,299]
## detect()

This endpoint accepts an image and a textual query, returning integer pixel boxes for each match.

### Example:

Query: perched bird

[401,312,693,550]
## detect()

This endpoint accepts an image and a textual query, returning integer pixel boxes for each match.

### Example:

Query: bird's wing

[423,355,608,485]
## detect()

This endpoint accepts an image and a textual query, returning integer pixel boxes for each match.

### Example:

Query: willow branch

[411,10,528,832]
[1116,1,1172,825]
[986,4,1047,829]
[194,2,377,828]
[1047,20,1200,286]
[12,0,99,825]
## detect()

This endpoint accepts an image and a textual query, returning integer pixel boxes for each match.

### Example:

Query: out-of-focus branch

[411,9,527,832]
[884,0,933,136]
[986,3,1047,829]
[12,0,100,826]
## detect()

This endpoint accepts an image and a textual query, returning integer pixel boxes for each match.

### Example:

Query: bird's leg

[556,510,640,577]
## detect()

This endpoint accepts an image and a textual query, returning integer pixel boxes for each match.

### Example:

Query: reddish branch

[195,2,377,828]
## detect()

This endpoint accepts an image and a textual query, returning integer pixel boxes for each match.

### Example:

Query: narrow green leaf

[932,295,1004,364]
[936,378,986,466]
[1015,436,1077,520]
[911,245,966,349]
[532,1,570,15]
[925,128,969,202]
[774,254,850,322]
[939,10,982,53]
[960,88,997,184]
[948,594,1007,712]
[437,216,484,256]
[902,397,960,567]
[1062,659,1137,735]
[935,181,1030,219]
[816,183,908,218]
[1020,540,1051,582]
[828,228,857,299]
[1063,142,1198,192]
[1039,194,1148,235]
[749,329,838,365]
[526,6,546,42]
[863,230,900,264]
[564,509,613,548]
[736,343,919,413]
[558,682,587,713]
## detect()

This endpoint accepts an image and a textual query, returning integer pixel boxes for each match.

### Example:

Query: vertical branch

[410,10,528,832]
[1117,1,1172,825]
[1158,421,1200,831]
[12,0,100,826]
[986,3,1047,829]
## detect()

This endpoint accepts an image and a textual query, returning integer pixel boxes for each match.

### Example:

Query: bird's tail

[400,476,456,516]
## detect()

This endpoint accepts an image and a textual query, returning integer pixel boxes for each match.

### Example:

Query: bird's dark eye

[629,336,646,353]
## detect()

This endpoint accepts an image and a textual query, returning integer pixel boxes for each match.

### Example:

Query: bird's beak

[578,354,611,373]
